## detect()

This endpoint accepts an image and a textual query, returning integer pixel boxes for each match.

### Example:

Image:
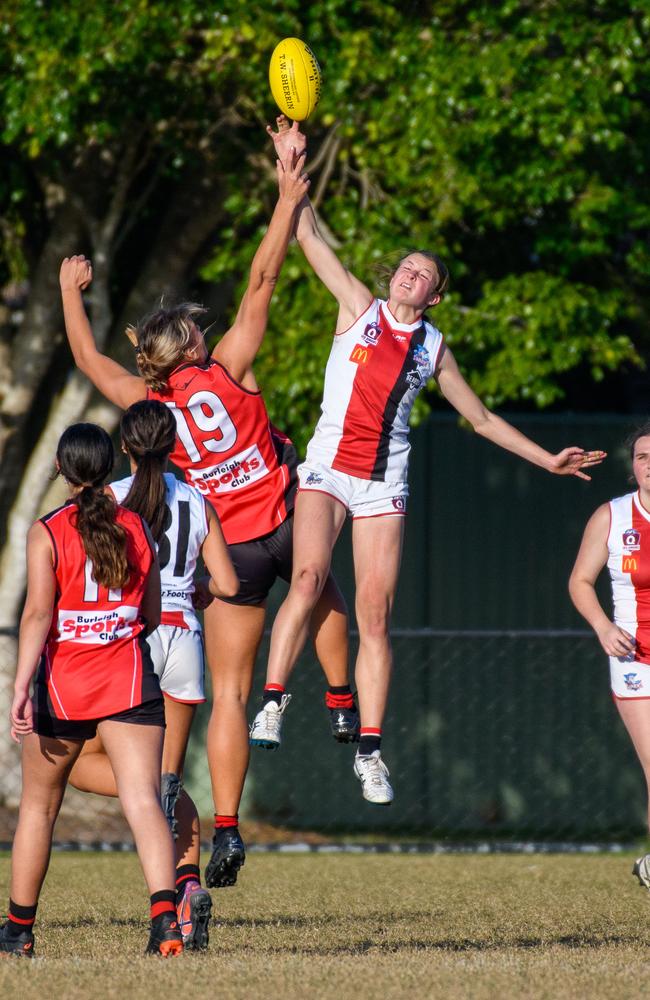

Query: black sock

[150,889,176,922]
[263,685,284,706]
[175,864,200,906]
[7,899,36,937]
[358,733,381,756]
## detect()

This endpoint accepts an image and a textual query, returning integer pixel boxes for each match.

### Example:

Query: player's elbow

[210,570,239,599]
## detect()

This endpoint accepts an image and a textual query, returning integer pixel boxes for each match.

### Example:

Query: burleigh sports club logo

[624,672,642,691]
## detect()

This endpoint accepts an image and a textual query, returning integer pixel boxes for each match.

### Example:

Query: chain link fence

[0,629,645,843]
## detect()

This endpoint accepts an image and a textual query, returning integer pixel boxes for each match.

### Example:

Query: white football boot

[633,853,650,889]
[249,693,292,749]
[353,750,394,805]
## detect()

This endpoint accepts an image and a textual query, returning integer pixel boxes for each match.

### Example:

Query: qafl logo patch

[361,322,382,347]
[623,528,641,551]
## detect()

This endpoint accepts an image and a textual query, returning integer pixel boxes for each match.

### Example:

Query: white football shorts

[147,625,205,703]
[609,654,650,700]
[297,460,408,518]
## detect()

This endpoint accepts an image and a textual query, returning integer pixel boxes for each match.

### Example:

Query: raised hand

[266,115,307,166]
[549,447,607,481]
[60,254,93,292]
[276,146,310,205]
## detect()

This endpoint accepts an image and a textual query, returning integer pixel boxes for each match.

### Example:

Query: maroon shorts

[32,697,166,742]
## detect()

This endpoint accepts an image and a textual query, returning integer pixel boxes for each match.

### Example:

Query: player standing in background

[1,423,182,958]
[68,400,238,949]
[570,424,650,890]
[253,117,606,806]
[59,146,356,890]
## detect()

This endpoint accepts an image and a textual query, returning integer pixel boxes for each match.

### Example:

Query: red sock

[214,813,239,829]
[325,688,355,710]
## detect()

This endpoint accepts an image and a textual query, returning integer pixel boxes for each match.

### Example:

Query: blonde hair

[127,302,207,392]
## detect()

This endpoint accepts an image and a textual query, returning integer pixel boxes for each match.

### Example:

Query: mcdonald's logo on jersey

[622,555,638,573]
[350,344,370,365]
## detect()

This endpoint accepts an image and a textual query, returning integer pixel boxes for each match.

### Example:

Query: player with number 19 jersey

[35,502,159,721]
[148,360,297,546]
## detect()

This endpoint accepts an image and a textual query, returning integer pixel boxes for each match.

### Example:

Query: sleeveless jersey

[607,491,650,664]
[305,298,444,482]
[109,473,208,631]
[37,502,159,720]
[148,360,297,545]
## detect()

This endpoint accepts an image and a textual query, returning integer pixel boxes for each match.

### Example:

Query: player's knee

[356,594,391,638]
[292,565,325,605]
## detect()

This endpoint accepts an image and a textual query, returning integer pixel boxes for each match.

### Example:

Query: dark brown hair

[127,302,207,392]
[627,422,650,460]
[56,423,131,590]
[119,400,176,544]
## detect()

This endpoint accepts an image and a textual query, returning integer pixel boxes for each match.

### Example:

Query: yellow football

[269,38,322,122]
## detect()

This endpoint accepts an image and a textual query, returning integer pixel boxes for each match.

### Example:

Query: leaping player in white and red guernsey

[0,423,182,958]
[570,424,650,892]
[252,117,606,805]
[59,146,355,889]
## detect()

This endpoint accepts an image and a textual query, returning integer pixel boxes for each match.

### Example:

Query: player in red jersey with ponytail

[0,423,182,958]
[59,146,355,889]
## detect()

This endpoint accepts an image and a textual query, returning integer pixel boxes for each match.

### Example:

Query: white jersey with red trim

[110,473,208,631]
[305,298,444,482]
[607,491,650,665]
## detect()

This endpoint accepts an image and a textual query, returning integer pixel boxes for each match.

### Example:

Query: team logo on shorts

[361,322,382,346]
[624,672,642,691]
[623,528,641,551]
[392,496,406,512]
[350,344,370,365]
[305,472,323,485]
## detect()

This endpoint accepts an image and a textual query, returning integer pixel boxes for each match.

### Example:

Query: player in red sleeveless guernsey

[67,401,238,950]
[570,424,650,893]
[59,146,355,888]
[256,117,606,806]
[1,424,182,958]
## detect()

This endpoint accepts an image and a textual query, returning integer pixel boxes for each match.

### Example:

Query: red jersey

[148,360,297,544]
[36,502,160,720]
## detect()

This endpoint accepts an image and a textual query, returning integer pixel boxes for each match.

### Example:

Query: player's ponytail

[119,400,177,544]
[56,423,131,590]
[128,302,207,392]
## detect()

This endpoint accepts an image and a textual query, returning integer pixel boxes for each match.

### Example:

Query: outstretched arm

[211,148,310,384]
[569,504,635,656]
[267,117,373,333]
[436,347,606,480]
[60,256,146,409]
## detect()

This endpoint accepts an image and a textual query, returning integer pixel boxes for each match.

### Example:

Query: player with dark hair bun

[68,401,237,950]
[1,423,182,958]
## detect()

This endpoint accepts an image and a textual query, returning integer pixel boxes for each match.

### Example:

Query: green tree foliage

[0,0,646,468]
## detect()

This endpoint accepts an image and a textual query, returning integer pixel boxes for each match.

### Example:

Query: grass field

[0,851,649,999]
